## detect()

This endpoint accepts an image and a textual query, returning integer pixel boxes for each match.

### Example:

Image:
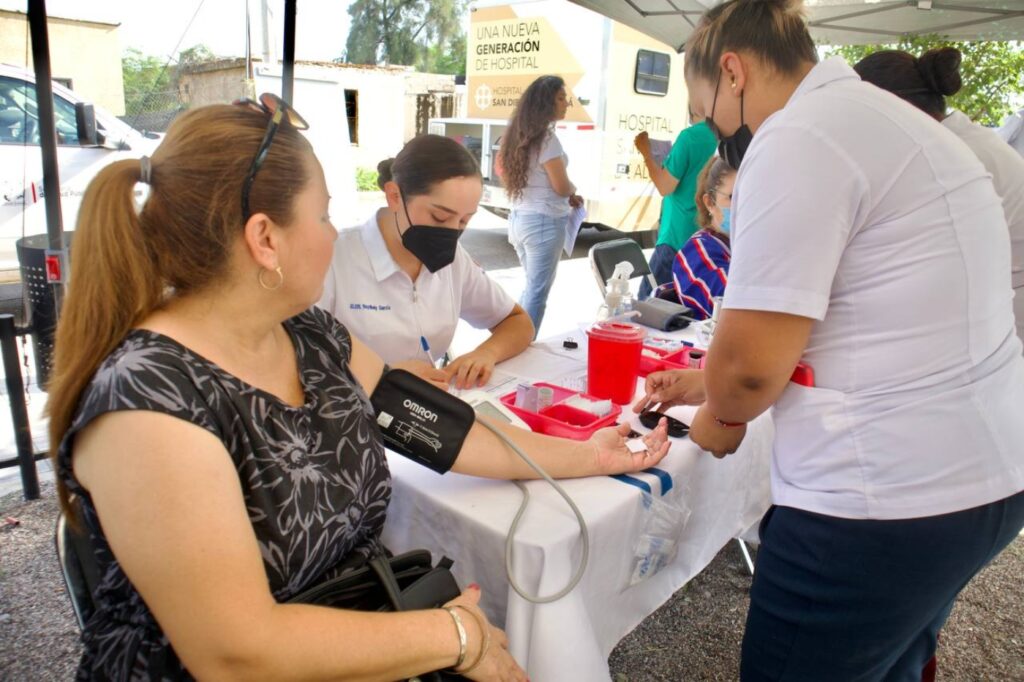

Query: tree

[827,37,1024,126]
[122,47,173,116]
[176,44,217,68]
[345,0,467,75]
[423,31,466,77]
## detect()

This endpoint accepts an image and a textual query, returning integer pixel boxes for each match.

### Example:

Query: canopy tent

[566,0,1024,50]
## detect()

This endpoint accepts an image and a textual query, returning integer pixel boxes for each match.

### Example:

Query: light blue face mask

[719,206,731,234]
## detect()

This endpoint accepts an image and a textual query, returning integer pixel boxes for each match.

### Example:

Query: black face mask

[708,72,753,171]
[395,191,462,273]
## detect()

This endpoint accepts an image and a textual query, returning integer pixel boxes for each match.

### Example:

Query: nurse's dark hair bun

[376,158,395,190]
[853,48,953,119]
[917,47,963,97]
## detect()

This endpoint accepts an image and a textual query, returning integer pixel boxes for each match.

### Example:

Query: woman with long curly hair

[498,75,582,332]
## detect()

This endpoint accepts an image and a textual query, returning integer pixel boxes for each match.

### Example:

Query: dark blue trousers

[741,490,1024,682]
[639,243,677,300]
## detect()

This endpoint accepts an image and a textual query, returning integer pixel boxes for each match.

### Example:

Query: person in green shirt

[635,119,718,298]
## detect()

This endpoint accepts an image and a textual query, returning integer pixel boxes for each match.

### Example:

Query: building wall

[180,62,455,174]
[178,64,251,109]
[0,11,125,115]
[402,71,458,143]
[334,66,410,172]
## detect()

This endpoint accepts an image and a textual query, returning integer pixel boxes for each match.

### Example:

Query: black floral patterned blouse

[57,307,391,680]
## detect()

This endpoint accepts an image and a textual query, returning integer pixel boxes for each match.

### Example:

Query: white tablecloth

[381,337,773,681]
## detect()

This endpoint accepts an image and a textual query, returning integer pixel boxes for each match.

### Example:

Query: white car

[0,64,159,273]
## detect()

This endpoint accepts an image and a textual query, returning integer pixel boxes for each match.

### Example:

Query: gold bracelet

[441,607,467,670]
[452,605,491,675]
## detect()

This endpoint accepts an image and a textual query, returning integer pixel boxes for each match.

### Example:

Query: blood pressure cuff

[370,368,475,474]
[634,297,695,331]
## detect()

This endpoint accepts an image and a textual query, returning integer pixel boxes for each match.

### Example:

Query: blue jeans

[508,210,564,334]
[741,490,1024,681]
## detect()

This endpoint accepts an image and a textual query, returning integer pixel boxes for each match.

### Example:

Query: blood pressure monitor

[459,390,532,430]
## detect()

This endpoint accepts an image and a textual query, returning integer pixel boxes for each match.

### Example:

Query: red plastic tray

[498,382,621,440]
[638,346,705,377]
[638,347,815,387]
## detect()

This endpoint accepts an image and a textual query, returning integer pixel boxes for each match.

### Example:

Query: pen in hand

[420,335,441,369]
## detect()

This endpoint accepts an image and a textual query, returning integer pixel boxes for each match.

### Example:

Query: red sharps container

[586,321,646,404]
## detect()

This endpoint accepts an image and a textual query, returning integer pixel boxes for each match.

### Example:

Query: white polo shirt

[318,212,516,365]
[726,58,1024,520]
[943,110,1024,344]
[997,108,1024,158]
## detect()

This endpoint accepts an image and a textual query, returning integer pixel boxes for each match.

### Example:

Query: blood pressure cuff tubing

[370,368,475,474]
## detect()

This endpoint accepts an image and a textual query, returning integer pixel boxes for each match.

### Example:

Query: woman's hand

[445,349,498,390]
[589,420,671,475]
[392,360,450,391]
[568,194,584,209]
[688,404,746,458]
[444,586,527,682]
[633,369,706,413]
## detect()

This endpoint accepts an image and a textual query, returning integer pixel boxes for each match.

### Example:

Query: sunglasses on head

[233,92,310,221]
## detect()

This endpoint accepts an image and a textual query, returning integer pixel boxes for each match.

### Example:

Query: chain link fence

[120,66,256,134]
[121,88,183,134]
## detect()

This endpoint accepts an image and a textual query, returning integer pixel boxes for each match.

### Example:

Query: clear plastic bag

[627,490,691,586]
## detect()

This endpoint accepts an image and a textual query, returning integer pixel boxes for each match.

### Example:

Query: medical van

[428,0,688,235]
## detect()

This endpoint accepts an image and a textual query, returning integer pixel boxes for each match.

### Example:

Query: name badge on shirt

[349,303,392,312]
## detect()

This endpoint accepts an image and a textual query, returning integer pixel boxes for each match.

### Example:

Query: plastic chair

[588,238,658,297]
[55,510,99,630]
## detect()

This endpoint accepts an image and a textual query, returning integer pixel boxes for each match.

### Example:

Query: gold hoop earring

[258,266,284,291]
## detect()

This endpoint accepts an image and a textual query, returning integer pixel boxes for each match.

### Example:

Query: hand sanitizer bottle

[597,261,634,320]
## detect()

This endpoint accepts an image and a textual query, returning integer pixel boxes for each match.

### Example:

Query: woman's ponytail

[47,159,163,519]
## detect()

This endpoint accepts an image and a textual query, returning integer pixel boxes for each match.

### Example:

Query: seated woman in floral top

[49,99,670,681]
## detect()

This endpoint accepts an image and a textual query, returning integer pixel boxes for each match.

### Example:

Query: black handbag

[288,550,466,681]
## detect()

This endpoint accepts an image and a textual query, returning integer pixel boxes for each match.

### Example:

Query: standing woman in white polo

[642,0,1024,679]
[319,135,534,389]
[853,47,1024,348]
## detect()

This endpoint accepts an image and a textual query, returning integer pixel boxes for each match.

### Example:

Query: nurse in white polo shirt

[853,47,1024,349]
[636,0,1024,679]
[319,134,534,389]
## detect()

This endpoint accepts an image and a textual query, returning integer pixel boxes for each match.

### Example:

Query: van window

[635,50,670,97]
[0,76,81,146]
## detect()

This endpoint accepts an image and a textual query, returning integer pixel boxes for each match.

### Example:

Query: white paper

[449,367,523,398]
[563,204,588,257]
[648,138,672,166]
[625,438,647,454]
